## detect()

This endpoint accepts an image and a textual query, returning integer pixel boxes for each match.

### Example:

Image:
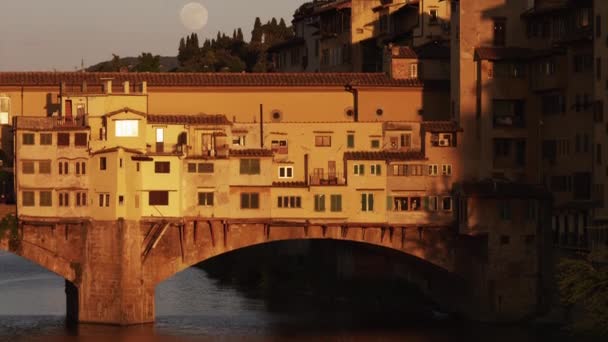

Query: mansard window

[240,192,260,209]
[239,159,260,175]
[493,18,506,46]
[22,133,35,145]
[57,133,70,146]
[154,161,170,174]
[115,120,139,137]
[149,191,169,206]
[40,133,52,145]
[493,100,525,128]
[22,191,34,207]
[198,192,214,206]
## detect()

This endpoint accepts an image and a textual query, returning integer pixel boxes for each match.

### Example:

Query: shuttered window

[239,159,260,175]
[240,193,260,209]
[149,191,169,206]
[57,133,70,146]
[75,133,88,147]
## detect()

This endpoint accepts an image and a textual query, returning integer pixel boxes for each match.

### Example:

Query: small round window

[376,108,384,116]
[271,110,282,121]
[345,107,354,118]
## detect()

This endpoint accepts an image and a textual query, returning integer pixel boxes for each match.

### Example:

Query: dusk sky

[0,0,306,71]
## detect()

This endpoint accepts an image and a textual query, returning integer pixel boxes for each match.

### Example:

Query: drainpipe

[304,154,309,186]
[344,84,359,122]
[259,104,264,148]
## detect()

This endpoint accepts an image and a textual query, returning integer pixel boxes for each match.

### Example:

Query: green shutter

[361,193,367,211]
[360,165,365,175]
[377,164,382,175]
[387,196,393,211]
[354,164,358,175]
[368,193,374,211]
[424,197,429,210]
[320,195,325,211]
[337,195,342,211]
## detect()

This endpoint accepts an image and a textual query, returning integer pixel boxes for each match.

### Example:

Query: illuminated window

[0,96,10,125]
[115,120,139,137]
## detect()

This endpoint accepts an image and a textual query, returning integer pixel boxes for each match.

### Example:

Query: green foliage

[557,257,608,335]
[0,213,17,241]
[134,53,161,72]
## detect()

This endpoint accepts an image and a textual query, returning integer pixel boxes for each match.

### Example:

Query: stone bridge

[0,217,489,325]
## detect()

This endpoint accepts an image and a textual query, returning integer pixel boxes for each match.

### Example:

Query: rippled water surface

[0,251,585,341]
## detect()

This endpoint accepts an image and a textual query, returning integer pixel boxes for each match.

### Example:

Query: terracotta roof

[272,181,308,188]
[475,47,532,61]
[421,121,462,132]
[458,180,551,199]
[344,151,425,161]
[229,149,274,157]
[147,114,232,126]
[0,72,433,88]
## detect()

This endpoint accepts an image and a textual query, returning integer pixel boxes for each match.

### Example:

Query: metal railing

[309,173,346,186]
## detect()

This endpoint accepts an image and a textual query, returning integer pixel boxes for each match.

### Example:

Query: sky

[0,0,307,71]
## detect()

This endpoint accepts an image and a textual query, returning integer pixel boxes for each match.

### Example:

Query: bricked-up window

[314,194,326,212]
[22,133,34,145]
[239,159,260,175]
[154,161,170,174]
[198,192,214,206]
[40,133,52,145]
[330,194,342,212]
[39,191,52,207]
[240,192,259,209]
[57,133,70,146]
[361,193,374,212]
[22,161,34,174]
[39,161,51,174]
[75,133,87,147]
[315,136,331,147]
[22,191,34,207]
[149,191,169,206]
[493,18,506,46]
[198,163,214,173]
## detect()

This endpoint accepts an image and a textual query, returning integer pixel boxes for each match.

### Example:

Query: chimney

[81,81,87,93]
[60,82,66,96]
[141,81,147,94]
[123,81,130,94]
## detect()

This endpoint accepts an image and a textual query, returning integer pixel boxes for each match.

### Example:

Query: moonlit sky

[0,0,307,71]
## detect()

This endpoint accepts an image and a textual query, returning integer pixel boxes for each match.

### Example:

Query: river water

[0,250,586,342]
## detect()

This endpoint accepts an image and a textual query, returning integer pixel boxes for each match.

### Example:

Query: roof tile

[229,149,274,157]
[344,151,425,161]
[147,114,232,126]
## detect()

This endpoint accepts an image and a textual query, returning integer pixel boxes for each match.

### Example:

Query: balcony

[309,172,346,186]
[187,144,230,158]
[14,116,87,131]
[54,115,86,128]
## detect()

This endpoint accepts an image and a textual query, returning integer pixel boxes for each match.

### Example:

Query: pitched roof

[344,151,425,161]
[147,114,232,126]
[0,72,433,88]
[421,121,462,132]
[105,107,147,118]
[91,146,144,156]
[475,47,532,61]
[229,149,274,157]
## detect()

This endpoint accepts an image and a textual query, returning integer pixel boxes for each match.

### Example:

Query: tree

[237,28,244,42]
[251,17,263,43]
[557,256,608,336]
[135,53,161,72]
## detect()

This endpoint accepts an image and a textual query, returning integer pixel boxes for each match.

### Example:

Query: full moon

[180,2,209,31]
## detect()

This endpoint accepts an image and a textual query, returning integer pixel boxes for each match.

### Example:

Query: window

[39,161,51,174]
[232,135,246,146]
[118,195,124,206]
[278,166,293,179]
[493,100,525,127]
[494,139,511,157]
[371,139,380,149]
[314,194,326,212]
[392,164,408,176]
[58,161,69,175]
[393,197,408,211]
[427,196,438,211]
[410,197,422,211]
[22,133,35,145]
[40,133,52,145]
[361,193,374,212]
[428,164,438,176]
[76,192,87,207]
[115,120,139,137]
[239,159,260,175]
[278,196,302,208]
[57,133,70,146]
[40,191,52,207]
[0,96,10,125]
[271,140,288,154]
[353,164,365,175]
[59,192,70,207]
[431,133,454,147]
[241,192,260,209]
[347,134,355,148]
[429,9,438,24]
[198,163,214,173]
[442,197,453,211]
[315,136,331,147]
[500,235,511,245]
[494,62,526,78]
[100,157,107,171]
[574,54,593,73]
[330,195,342,212]
[493,18,506,46]
[75,161,86,175]
[442,164,452,176]
[400,133,412,148]
[154,161,170,174]
[541,94,565,116]
[188,163,197,173]
[198,192,214,206]
[22,191,34,207]
[149,191,169,206]
[526,200,537,221]
[74,133,87,147]
[370,164,382,175]
[409,63,419,78]
[22,161,34,174]
[99,193,110,207]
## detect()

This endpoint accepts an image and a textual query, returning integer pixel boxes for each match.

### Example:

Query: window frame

[149,191,169,206]
[115,120,139,137]
[278,166,294,179]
